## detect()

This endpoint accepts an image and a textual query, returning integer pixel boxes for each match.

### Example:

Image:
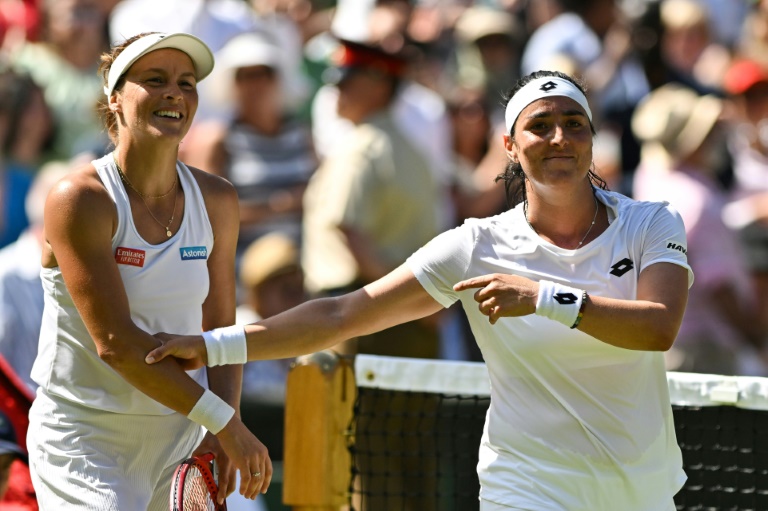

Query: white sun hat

[104,32,215,98]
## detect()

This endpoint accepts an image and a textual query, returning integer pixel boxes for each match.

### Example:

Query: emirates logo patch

[115,247,145,267]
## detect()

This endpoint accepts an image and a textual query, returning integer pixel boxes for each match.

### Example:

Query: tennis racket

[170,452,227,511]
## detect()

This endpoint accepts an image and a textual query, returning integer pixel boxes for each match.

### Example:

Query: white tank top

[32,153,213,415]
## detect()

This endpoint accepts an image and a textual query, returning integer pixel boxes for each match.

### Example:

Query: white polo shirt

[407,189,693,510]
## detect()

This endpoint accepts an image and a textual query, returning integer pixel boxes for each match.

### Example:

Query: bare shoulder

[46,162,114,218]
[186,164,237,201]
[42,162,116,267]
[186,164,239,230]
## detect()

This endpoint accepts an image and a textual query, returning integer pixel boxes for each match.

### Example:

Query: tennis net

[281,353,768,510]
[346,355,768,511]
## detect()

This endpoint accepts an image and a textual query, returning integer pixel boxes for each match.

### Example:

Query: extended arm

[146,263,444,365]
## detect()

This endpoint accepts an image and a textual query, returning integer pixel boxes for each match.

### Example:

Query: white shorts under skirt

[27,389,205,511]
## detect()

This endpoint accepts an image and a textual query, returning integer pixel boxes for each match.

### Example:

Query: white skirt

[27,389,205,511]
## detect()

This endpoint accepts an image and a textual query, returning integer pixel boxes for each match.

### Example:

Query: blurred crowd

[1,0,768,507]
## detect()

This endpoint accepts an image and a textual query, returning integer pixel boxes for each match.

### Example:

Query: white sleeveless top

[32,154,213,415]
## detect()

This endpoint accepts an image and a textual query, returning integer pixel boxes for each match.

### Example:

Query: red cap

[331,38,407,79]
[723,59,768,95]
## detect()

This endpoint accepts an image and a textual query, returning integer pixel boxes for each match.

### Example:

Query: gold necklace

[524,191,599,248]
[114,158,179,238]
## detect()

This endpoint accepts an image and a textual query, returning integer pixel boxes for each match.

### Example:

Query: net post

[283,350,355,511]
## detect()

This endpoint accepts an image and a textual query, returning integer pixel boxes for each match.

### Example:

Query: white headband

[504,76,592,133]
[104,32,215,98]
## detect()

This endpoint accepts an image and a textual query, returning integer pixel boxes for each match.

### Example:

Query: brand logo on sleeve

[180,246,208,261]
[115,247,146,267]
[666,242,687,255]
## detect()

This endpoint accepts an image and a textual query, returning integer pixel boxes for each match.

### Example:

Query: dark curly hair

[495,70,608,208]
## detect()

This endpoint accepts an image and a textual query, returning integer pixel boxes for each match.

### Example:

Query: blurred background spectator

[632,83,765,375]
[8,0,108,161]
[0,343,37,509]
[182,31,317,258]
[0,68,53,249]
[0,407,31,507]
[721,57,768,343]
[0,159,75,393]
[232,232,306,511]
[656,0,729,95]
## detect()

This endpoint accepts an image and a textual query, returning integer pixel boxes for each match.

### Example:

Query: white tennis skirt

[27,389,205,511]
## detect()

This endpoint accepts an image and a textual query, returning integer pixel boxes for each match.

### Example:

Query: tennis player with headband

[147,69,693,510]
[27,32,271,510]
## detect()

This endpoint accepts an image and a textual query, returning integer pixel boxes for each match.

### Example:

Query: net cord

[354,354,768,410]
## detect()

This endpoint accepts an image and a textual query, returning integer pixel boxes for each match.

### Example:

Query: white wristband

[187,389,236,434]
[535,280,584,328]
[202,325,247,366]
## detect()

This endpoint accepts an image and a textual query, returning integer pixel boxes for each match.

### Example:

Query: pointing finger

[453,275,494,292]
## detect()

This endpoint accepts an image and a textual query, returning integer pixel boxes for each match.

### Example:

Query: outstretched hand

[145,333,207,369]
[453,273,538,324]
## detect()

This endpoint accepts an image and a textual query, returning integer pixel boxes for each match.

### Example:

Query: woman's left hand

[453,273,538,324]
[192,433,237,501]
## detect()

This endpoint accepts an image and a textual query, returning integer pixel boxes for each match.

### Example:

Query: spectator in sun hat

[237,232,305,404]
[181,30,317,256]
[632,83,764,375]
[720,58,768,340]
[452,5,523,115]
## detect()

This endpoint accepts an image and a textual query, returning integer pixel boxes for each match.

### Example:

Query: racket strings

[171,459,222,511]
[183,465,215,510]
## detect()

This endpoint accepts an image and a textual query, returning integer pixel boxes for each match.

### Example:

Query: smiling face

[109,48,199,144]
[504,96,593,191]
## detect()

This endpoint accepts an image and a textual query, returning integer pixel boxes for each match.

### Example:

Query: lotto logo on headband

[540,81,557,92]
[180,246,208,261]
[504,76,593,132]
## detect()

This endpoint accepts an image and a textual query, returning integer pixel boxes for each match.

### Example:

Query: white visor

[104,32,215,98]
[504,76,592,133]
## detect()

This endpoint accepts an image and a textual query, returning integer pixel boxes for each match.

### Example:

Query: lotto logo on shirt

[180,246,208,261]
[115,247,146,267]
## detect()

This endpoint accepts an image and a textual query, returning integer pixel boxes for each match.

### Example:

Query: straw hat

[631,83,722,163]
[454,6,518,44]
[239,233,300,289]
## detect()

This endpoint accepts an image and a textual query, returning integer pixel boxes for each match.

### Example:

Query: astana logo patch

[180,246,208,261]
